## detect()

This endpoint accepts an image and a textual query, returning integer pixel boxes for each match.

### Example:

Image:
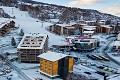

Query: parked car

[87,54,96,60]
[95,71,105,76]
[97,66,105,69]
[84,71,91,75]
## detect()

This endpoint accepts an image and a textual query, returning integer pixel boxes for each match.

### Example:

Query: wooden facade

[40,58,58,76]
[38,52,74,79]
[50,24,77,35]
[49,22,113,36]
[100,26,113,35]
[0,20,15,37]
[50,25,61,35]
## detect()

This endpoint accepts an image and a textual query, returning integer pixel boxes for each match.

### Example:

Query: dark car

[84,72,91,75]
[95,71,105,76]
[97,66,105,69]
[87,54,96,60]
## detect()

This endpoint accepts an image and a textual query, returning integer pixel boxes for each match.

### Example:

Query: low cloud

[67,0,102,6]
[103,3,120,17]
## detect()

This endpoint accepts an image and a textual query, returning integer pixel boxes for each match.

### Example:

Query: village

[0,0,120,80]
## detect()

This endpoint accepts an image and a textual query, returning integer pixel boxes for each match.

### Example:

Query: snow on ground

[108,53,120,63]
[1,6,67,47]
[0,6,119,80]
[74,64,104,80]
[0,71,21,80]
[107,74,120,80]
[0,6,68,80]
[91,33,108,42]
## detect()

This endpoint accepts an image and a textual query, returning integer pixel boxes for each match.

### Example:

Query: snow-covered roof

[79,23,88,26]
[99,20,106,22]
[83,27,96,30]
[113,41,120,46]
[38,51,68,62]
[56,22,76,27]
[17,33,48,49]
[85,21,96,23]
[83,31,94,34]
[82,26,97,30]
[83,25,97,28]
[101,25,112,28]
[0,18,10,28]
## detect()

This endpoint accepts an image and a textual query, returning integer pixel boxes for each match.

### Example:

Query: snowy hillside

[0,6,67,47]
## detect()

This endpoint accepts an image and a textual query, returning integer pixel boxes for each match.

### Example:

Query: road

[0,54,32,80]
[71,36,120,76]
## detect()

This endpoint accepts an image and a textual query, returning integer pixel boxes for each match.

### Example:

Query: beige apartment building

[17,33,49,63]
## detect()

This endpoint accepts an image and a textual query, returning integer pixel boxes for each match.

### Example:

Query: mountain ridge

[0,0,120,23]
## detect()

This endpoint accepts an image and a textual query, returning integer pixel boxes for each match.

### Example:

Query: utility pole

[12,8,13,14]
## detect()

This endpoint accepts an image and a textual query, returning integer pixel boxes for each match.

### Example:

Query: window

[75,40,78,41]
[38,39,42,41]
[26,36,30,38]
[24,39,28,41]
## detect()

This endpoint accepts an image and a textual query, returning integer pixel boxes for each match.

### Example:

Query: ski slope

[1,6,67,47]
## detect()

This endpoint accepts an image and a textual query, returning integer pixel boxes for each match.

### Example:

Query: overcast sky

[33,0,120,17]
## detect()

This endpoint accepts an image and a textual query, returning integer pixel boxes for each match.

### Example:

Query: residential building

[38,51,74,79]
[81,25,97,34]
[50,23,77,35]
[0,8,4,14]
[113,41,120,51]
[73,37,99,51]
[17,33,49,63]
[100,25,113,35]
[85,21,97,26]
[118,33,120,40]
[0,20,15,37]
[83,31,94,36]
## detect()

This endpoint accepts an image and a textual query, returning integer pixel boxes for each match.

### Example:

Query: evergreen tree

[11,37,16,46]
[19,29,24,36]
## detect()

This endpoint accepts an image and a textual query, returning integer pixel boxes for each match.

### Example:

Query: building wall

[0,20,15,37]
[58,57,69,79]
[50,25,77,35]
[113,45,120,52]
[68,28,76,35]
[52,25,61,35]
[40,58,53,75]
[39,56,74,79]
[18,35,48,63]
[18,49,43,63]
[68,57,74,72]
[40,58,58,76]
[101,27,112,34]
[74,38,99,51]
[118,35,120,40]
[114,26,120,33]
[74,42,95,51]
[52,61,58,75]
